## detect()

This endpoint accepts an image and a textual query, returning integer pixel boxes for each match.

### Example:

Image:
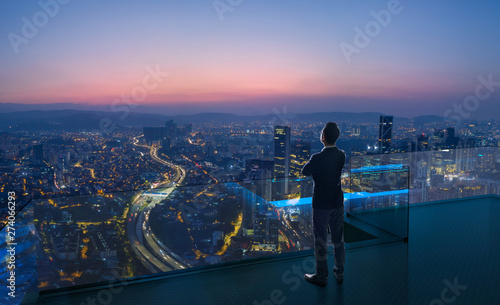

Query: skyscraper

[165,120,177,138]
[444,127,459,149]
[253,211,279,251]
[143,127,166,145]
[432,129,445,150]
[273,126,291,178]
[290,141,311,177]
[417,134,430,151]
[378,115,393,154]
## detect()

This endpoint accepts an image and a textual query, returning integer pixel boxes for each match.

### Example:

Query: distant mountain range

[0,103,110,113]
[0,106,447,132]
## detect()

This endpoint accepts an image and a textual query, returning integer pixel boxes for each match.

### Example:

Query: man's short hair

[323,122,340,145]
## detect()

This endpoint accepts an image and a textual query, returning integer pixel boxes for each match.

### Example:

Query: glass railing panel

[32,172,414,292]
[4,146,494,298]
[231,178,313,255]
[348,146,499,205]
[347,160,409,242]
[404,148,496,204]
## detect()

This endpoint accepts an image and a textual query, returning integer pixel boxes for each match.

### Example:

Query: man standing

[302,122,345,286]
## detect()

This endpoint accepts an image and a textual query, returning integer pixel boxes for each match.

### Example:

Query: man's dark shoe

[304,273,327,286]
[333,271,344,284]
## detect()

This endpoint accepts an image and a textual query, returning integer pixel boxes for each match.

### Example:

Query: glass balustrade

[1,146,497,304]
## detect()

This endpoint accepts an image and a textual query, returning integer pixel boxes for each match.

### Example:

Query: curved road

[127,136,187,273]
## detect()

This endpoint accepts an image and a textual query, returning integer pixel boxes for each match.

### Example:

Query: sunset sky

[0,0,499,117]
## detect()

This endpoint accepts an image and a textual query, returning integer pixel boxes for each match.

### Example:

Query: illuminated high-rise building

[432,129,445,150]
[378,115,393,154]
[290,141,310,177]
[253,211,279,251]
[273,126,291,178]
[417,134,430,151]
[444,127,459,149]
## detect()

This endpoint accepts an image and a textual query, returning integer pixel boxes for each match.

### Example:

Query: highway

[126,194,172,273]
[127,136,187,273]
[142,207,188,269]
[279,208,304,251]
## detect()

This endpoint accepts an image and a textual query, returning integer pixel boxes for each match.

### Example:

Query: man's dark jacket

[301,146,345,209]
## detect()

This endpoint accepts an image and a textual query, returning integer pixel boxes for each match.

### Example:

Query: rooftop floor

[31,195,500,305]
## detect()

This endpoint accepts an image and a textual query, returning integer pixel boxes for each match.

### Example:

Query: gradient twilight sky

[0,0,499,117]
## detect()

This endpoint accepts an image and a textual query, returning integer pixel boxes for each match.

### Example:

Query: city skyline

[0,1,499,118]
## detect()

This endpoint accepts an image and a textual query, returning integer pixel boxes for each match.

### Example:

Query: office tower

[289,141,311,177]
[143,127,166,145]
[165,120,177,138]
[378,116,393,154]
[417,134,430,151]
[33,144,44,164]
[240,180,270,237]
[432,129,445,150]
[273,126,291,178]
[444,127,459,149]
[253,211,279,251]
[412,159,429,203]
[58,154,68,172]
[431,148,454,176]
[476,147,496,172]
